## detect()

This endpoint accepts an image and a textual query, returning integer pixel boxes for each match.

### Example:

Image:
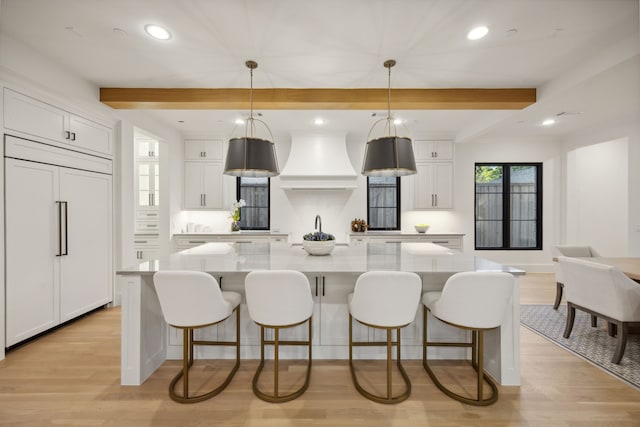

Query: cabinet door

[136,139,159,160]
[414,140,453,160]
[414,162,453,209]
[414,163,434,208]
[3,88,68,144]
[5,159,61,346]
[183,162,204,209]
[202,162,223,208]
[135,162,159,210]
[184,139,223,160]
[69,114,112,156]
[433,162,453,208]
[59,168,112,322]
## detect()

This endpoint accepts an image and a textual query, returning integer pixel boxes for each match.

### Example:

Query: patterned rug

[520,304,640,389]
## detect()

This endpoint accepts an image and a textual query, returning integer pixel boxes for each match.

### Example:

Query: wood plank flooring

[1,273,640,426]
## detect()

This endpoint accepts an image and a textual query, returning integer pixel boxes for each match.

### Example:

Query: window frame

[236,177,270,230]
[474,162,542,250]
[366,176,401,231]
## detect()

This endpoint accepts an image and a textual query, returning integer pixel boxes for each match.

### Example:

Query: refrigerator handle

[56,201,63,256]
[62,201,69,255]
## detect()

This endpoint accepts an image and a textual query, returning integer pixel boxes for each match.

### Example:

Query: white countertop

[118,241,522,276]
[175,231,289,237]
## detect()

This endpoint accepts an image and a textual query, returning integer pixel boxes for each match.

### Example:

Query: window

[236,177,270,230]
[367,177,400,230]
[475,163,542,250]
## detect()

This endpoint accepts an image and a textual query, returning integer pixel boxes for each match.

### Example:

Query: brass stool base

[349,314,411,404]
[423,306,498,406]
[252,317,313,403]
[169,307,241,404]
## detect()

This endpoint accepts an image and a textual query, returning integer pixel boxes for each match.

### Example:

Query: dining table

[577,257,640,282]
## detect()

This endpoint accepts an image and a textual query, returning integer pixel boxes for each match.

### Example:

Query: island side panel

[120,274,167,385]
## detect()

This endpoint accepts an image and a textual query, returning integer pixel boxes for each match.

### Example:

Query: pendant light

[361,60,416,177]
[224,60,279,177]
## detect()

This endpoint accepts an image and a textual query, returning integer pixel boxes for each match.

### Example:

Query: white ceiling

[0,0,638,141]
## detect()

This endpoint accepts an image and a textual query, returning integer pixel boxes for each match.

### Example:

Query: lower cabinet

[349,234,464,250]
[134,235,160,261]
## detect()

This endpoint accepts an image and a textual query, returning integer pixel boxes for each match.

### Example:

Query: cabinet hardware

[385,240,402,244]
[203,151,207,157]
[431,194,435,206]
[219,276,223,288]
[148,151,152,157]
[56,201,63,256]
[64,131,71,140]
[134,240,147,244]
[434,194,438,206]
[322,276,325,297]
[61,201,68,255]
[70,132,76,141]
[315,277,318,297]
[431,151,435,158]
[432,241,448,244]
[189,240,206,244]
[203,194,206,206]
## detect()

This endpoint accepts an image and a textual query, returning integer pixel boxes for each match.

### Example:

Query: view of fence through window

[367,176,399,230]
[475,164,541,249]
[238,177,269,229]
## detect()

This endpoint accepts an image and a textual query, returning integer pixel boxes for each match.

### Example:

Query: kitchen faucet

[315,215,322,233]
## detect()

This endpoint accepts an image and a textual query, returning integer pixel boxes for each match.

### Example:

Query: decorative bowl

[414,224,430,233]
[302,240,336,256]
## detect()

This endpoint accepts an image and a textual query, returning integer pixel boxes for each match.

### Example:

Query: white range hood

[279,132,358,190]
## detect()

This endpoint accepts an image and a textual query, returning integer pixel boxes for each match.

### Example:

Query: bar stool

[422,271,514,406]
[153,271,241,404]
[348,271,422,404]
[245,270,314,403]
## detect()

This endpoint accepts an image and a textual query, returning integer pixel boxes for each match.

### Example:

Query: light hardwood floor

[1,273,640,426]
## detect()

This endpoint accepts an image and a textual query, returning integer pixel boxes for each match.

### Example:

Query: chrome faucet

[315,215,322,233]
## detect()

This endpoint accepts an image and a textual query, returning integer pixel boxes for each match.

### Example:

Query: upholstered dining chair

[153,271,241,403]
[423,271,515,406]
[552,245,600,309]
[245,270,314,403]
[348,271,422,404]
[558,256,640,364]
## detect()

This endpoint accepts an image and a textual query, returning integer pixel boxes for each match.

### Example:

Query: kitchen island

[117,241,523,386]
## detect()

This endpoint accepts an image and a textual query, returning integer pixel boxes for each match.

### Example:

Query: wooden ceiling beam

[99,88,536,110]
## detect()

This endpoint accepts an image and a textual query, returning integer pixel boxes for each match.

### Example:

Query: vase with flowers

[229,199,246,232]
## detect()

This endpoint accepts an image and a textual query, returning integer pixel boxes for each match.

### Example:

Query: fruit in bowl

[302,231,336,256]
[414,224,430,233]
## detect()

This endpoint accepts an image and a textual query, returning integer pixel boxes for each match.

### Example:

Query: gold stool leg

[168,307,241,404]
[423,318,499,406]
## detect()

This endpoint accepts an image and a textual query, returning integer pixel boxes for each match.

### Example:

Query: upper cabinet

[3,87,112,157]
[184,139,223,160]
[183,139,224,210]
[413,140,453,161]
[413,140,454,209]
[136,138,160,160]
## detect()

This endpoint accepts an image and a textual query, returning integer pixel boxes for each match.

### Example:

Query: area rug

[520,304,640,389]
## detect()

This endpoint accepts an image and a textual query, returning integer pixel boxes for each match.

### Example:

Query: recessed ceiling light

[393,118,403,125]
[467,26,489,40]
[144,24,171,40]
[542,119,556,126]
[234,118,245,125]
[314,118,326,125]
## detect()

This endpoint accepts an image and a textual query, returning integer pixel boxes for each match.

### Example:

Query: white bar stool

[153,271,241,404]
[348,271,422,404]
[422,271,514,406]
[245,270,314,403]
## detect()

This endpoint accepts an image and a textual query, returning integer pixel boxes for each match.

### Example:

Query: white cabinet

[184,139,223,160]
[415,162,453,209]
[3,87,113,157]
[134,236,160,261]
[349,234,464,250]
[414,140,453,160]
[4,137,112,346]
[136,138,160,160]
[183,161,223,209]
[135,161,160,211]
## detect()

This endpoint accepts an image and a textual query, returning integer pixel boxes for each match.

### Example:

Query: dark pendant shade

[361,136,417,177]
[224,137,279,177]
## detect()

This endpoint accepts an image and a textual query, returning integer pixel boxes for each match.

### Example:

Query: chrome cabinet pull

[203,194,206,206]
[315,277,318,297]
[435,194,438,206]
[70,132,76,141]
[61,201,68,255]
[322,276,325,297]
[64,131,71,140]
